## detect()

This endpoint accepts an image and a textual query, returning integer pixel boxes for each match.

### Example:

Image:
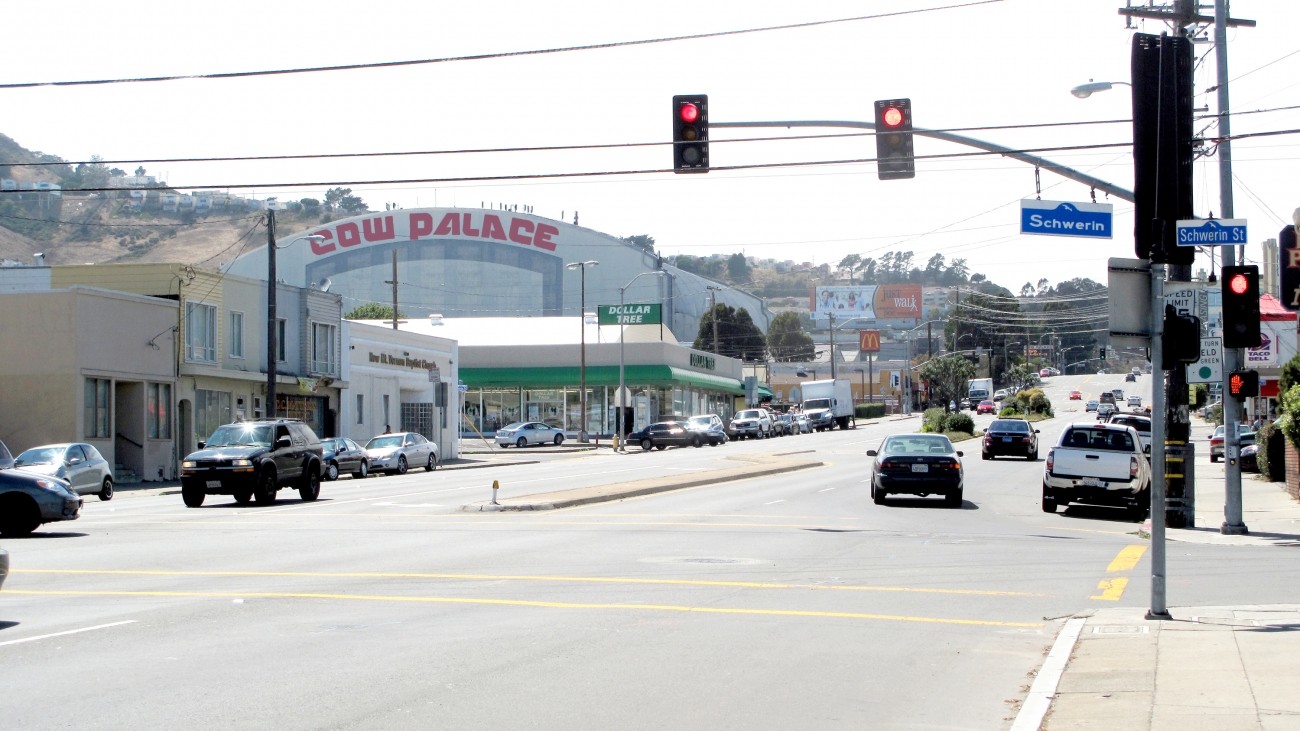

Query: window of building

[148,382,173,439]
[185,302,217,363]
[382,394,390,430]
[194,389,232,443]
[311,322,337,374]
[84,377,111,438]
[229,311,244,358]
[276,319,287,363]
[356,394,364,424]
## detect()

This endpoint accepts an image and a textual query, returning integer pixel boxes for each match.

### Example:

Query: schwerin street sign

[598,303,662,325]
[1021,199,1113,239]
[1175,218,1247,247]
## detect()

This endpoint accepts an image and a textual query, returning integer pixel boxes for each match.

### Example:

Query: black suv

[180,419,324,507]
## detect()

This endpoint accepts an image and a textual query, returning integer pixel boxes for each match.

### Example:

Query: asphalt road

[3,373,1298,730]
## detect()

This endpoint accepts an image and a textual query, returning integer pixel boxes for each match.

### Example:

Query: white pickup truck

[1042,422,1151,519]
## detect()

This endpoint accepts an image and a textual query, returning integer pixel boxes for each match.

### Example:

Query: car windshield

[1065,428,1134,451]
[16,447,63,466]
[203,425,273,448]
[688,416,712,426]
[321,438,342,450]
[881,435,954,455]
[736,410,761,419]
[1111,417,1150,433]
[989,420,1029,432]
[367,435,404,449]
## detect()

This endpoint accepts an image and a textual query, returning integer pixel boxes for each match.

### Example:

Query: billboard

[812,284,921,320]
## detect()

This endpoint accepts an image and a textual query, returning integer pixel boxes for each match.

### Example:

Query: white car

[1127,395,1142,408]
[495,421,565,448]
[364,432,439,474]
[993,389,1010,401]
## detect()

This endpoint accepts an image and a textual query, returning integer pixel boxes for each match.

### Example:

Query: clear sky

[2,0,1296,292]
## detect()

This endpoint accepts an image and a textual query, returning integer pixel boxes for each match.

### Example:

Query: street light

[567,260,599,443]
[616,269,666,451]
[900,320,945,413]
[266,227,325,418]
[1069,79,1131,99]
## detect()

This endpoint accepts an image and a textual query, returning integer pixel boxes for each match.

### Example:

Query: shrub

[1255,421,1285,482]
[946,411,975,435]
[1013,388,1053,416]
[855,402,886,419]
[922,407,947,433]
[998,406,1021,417]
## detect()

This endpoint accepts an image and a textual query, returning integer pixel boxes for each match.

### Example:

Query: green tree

[694,304,766,361]
[838,254,863,283]
[727,253,751,283]
[1004,363,1040,393]
[345,303,399,320]
[622,234,656,254]
[767,311,815,362]
[917,354,976,407]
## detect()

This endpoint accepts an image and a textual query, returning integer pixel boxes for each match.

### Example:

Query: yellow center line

[1091,544,1147,601]
[2,589,1043,628]
[13,569,1044,597]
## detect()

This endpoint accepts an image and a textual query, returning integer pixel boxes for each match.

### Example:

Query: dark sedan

[321,437,370,481]
[628,421,703,450]
[868,434,965,508]
[981,418,1040,460]
[0,468,83,537]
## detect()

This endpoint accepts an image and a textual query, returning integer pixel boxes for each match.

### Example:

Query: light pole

[1069,79,1131,98]
[617,269,666,451]
[265,209,324,419]
[705,285,722,355]
[567,260,599,442]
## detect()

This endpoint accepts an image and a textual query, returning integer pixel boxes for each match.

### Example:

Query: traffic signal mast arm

[709,119,1134,202]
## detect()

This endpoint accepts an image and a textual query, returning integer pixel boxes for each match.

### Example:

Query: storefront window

[482,390,521,433]
[524,389,564,428]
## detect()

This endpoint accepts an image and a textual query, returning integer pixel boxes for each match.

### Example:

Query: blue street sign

[1176,218,1247,247]
[1020,199,1113,239]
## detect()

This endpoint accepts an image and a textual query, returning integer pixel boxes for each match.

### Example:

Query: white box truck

[801,379,854,431]
[967,378,993,410]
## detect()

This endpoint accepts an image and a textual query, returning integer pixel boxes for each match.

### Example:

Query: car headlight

[231,459,253,467]
[182,460,197,468]
[36,478,74,497]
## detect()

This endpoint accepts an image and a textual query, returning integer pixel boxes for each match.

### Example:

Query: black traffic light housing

[672,94,709,173]
[874,99,915,180]
[1131,33,1195,265]
[1221,265,1261,349]
[1162,305,1201,368]
[1279,225,1299,311]
[1228,370,1259,398]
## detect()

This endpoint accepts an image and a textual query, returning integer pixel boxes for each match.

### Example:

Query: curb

[461,457,825,512]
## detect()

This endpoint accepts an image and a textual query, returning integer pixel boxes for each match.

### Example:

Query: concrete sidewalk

[1022,418,1300,730]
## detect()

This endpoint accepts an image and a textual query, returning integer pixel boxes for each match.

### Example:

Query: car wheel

[692,436,703,448]
[325,461,340,481]
[233,490,252,505]
[395,455,408,475]
[98,477,114,501]
[517,436,528,448]
[298,466,321,502]
[946,490,963,508]
[426,454,438,471]
[872,483,887,505]
[1210,454,1219,463]
[656,445,667,451]
[554,434,564,446]
[1041,484,1058,513]
[1027,450,1038,461]
[352,460,369,479]
[182,485,205,508]
[255,468,278,505]
[641,439,653,451]
[981,451,991,461]
[0,495,42,536]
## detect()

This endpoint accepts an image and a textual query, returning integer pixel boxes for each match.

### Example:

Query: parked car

[976,400,996,414]
[1043,422,1151,519]
[14,443,114,501]
[867,433,965,508]
[685,414,728,446]
[982,418,1040,460]
[775,413,797,436]
[365,432,439,474]
[320,437,370,480]
[728,409,772,440]
[1069,390,1082,400]
[1086,400,1099,412]
[495,421,566,448]
[628,421,702,450]
[793,413,812,434]
[0,438,14,470]
[0,468,82,537]
[1209,426,1255,463]
[1240,443,1261,472]
[180,418,325,507]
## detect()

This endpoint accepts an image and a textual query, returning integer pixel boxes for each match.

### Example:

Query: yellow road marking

[1091,545,1146,601]
[1090,578,1129,601]
[2,589,1042,628]
[13,569,1043,597]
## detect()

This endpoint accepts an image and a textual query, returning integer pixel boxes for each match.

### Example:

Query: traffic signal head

[1279,225,1299,311]
[1221,265,1261,349]
[672,94,709,173]
[874,99,915,180]
[1162,305,1201,367]
[1228,370,1259,398]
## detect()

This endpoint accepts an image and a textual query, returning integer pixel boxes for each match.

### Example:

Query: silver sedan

[495,421,566,448]
[14,442,115,500]
[364,432,439,475]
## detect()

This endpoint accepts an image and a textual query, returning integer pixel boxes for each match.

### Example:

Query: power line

[0,2,1000,90]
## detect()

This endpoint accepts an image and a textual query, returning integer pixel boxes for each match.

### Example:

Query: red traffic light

[881,106,905,128]
[679,103,700,124]
[1228,272,1250,295]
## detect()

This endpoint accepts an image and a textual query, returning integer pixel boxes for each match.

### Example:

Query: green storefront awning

[756,385,774,398]
[460,365,745,395]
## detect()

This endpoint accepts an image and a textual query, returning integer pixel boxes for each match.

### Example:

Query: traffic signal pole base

[1145,609,1173,621]
[1220,522,1249,536]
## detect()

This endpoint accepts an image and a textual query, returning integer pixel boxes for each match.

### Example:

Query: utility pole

[828,311,837,380]
[265,209,278,418]
[384,250,400,330]
[706,285,721,355]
